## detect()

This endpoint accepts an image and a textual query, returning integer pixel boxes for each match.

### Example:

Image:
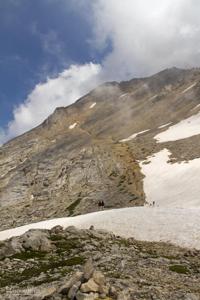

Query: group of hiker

[98,200,105,209]
[98,200,156,209]
[145,201,156,207]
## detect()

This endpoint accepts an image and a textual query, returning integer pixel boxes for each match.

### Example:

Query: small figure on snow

[98,200,105,210]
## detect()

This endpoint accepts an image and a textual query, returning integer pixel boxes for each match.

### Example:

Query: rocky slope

[1,67,200,229]
[0,226,200,300]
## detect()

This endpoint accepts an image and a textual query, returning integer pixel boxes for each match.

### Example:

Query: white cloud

[92,0,200,80]
[3,0,200,143]
[1,63,101,144]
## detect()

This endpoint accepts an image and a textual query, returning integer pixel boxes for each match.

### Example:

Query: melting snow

[140,148,200,208]
[0,207,200,249]
[148,94,158,101]
[158,123,172,129]
[154,111,200,142]
[191,104,200,111]
[181,82,197,94]
[69,122,77,130]
[120,93,128,98]
[89,103,96,109]
[119,129,150,142]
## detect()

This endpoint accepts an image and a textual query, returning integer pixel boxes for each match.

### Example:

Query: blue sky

[1,0,200,143]
[0,0,98,128]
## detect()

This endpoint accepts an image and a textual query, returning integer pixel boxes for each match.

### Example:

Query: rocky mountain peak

[1,68,200,231]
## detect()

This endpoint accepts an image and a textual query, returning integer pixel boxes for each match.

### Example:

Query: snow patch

[154,112,200,142]
[69,122,77,130]
[0,207,200,249]
[120,93,128,98]
[181,82,197,94]
[148,94,158,101]
[89,102,96,109]
[158,122,172,129]
[191,104,200,111]
[120,129,149,142]
[19,158,28,164]
[140,148,200,208]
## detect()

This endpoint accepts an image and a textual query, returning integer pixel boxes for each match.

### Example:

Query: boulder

[68,281,82,299]
[83,258,94,281]
[117,290,131,300]
[20,229,53,252]
[50,225,64,234]
[80,278,99,293]
[0,238,23,259]
[93,271,106,286]
[58,271,84,295]
[76,291,99,300]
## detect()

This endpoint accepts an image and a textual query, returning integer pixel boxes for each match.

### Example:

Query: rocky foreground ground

[0,226,200,300]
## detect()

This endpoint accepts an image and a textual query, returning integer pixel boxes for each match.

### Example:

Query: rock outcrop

[0,226,200,299]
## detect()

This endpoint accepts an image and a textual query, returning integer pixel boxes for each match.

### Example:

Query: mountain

[1,67,200,230]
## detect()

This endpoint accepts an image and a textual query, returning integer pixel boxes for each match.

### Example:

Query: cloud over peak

[1,63,101,144]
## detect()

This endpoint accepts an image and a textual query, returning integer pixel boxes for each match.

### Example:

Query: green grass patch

[50,234,64,241]
[0,256,85,288]
[67,198,81,216]
[169,264,190,274]
[12,250,47,260]
[55,238,80,254]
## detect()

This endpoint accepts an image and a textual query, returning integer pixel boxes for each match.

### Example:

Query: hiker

[98,201,105,210]
[152,201,155,207]
[98,200,103,209]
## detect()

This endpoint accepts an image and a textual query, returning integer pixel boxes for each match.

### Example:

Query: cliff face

[1,67,200,229]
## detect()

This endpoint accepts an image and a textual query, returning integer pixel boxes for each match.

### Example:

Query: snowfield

[155,111,200,142]
[0,207,200,249]
[140,148,200,208]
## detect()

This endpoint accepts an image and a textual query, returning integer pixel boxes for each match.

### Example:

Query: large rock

[68,281,82,299]
[50,225,64,234]
[93,271,106,286]
[83,258,94,281]
[20,229,53,252]
[76,292,99,300]
[59,271,84,295]
[0,238,23,259]
[80,278,99,293]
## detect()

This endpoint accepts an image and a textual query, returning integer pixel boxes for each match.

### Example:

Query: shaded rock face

[1,67,200,229]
